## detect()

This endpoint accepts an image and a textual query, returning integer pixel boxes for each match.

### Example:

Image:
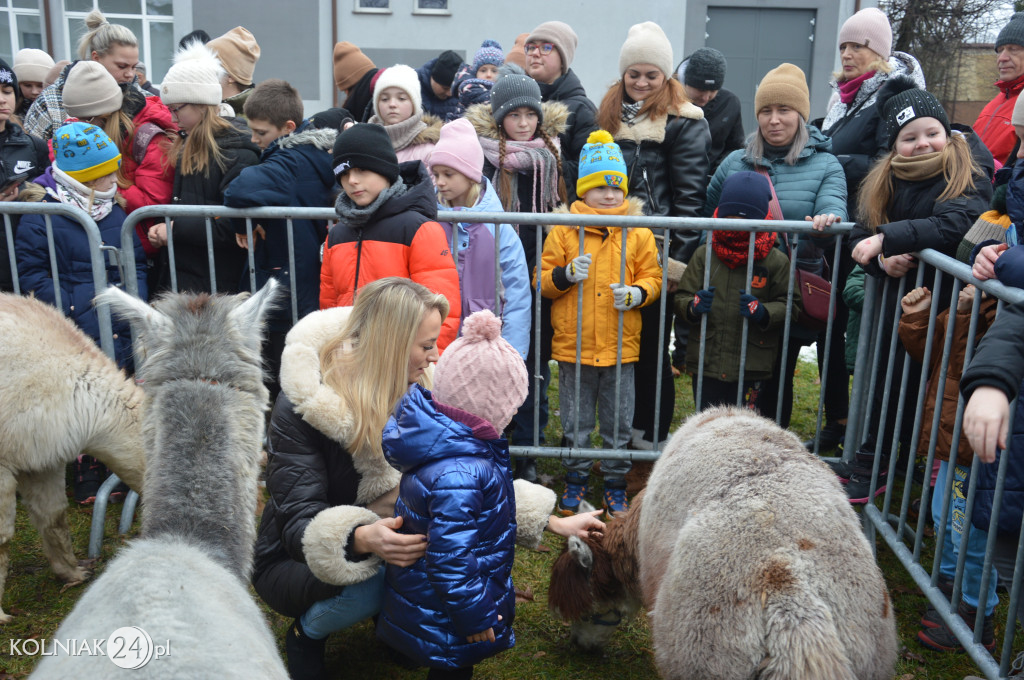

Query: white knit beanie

[838,8,893,59]
[619,21,674,79]
[160,41,224,106]
[62,61,123,117]
[13,48,54,84]
[372,64,423,119]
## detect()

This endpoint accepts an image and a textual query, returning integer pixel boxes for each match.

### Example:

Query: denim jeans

[299,565,386,640]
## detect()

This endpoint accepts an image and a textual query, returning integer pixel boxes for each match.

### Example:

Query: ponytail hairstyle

[77,10,138,61]
[168,104,232,176]
[857,132,982,229]
[596,76,688,137]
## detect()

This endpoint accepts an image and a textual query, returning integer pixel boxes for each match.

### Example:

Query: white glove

[565,254,592,283]
[610,283,643,311]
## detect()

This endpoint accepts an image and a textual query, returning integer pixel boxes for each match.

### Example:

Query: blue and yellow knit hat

[53,122,121,183]
[576,130,628,197]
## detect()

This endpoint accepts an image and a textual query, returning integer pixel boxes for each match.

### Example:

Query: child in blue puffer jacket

[378,309,528,679]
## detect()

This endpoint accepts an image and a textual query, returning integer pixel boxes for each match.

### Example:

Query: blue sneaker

[603,480,629,520]
[559,471,590,516]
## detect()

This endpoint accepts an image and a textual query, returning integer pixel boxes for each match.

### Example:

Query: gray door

[706,7,816,135]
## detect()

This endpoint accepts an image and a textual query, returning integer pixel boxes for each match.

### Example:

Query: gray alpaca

[32,282,288,679]
[549,407,897,680]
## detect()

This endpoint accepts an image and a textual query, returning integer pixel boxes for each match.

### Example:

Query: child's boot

[603,479,630,520]
[559,471,590,516]
[917,600,995,652]
[285,618,327,680]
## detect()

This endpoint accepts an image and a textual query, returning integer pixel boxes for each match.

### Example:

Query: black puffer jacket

[613,101,711,262]
[702,88,745,181]
[538,69,598,201]
[153,127,260,294]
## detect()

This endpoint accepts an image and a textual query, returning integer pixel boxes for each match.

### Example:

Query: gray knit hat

[527,21,577,74]
[997,12,1024,51]
[490,73,543,126]
[682,48,726,91]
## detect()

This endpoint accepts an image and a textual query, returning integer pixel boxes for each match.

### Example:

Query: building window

[0,0,45,67]
[64,0,174,83]
[413,0,449,15]
[354,0,390,13]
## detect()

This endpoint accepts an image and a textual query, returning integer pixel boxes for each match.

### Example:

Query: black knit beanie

[431,50,463,89]
[997,12,1024,51]
[0,58,18,99]
[682,48,726,91]
[490,73,543,126]
[331,123,400,184]
[883,87,950,148]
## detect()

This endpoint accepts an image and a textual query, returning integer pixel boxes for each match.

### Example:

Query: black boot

[803,421,845,453]
[285,618,327,680]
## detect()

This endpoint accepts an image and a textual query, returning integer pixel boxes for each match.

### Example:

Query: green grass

[0,358,1017,678]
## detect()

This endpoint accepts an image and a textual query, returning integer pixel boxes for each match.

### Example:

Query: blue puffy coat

[378,384,515,670]
[15,194,148,369]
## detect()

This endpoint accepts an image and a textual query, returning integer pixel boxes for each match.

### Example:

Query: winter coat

[842,264,867,372]
[702,88,745,182]
[821,52,925,216]
[540,197,663,365]
[612,99,711,263]
[390,114,442,164]
[251,307,558,619]
[974,72,1024,166]
[23,63,148,140]
[15,194,148,368]
[464,99,570,271]
[0,184,46,292]
[675,243,795,381]
[416,58,464,123]
[319,161,462,350]
[437,177,531,359]
[537,69,598,202]
[119,96,177,259]
[377,384,515,670]
[898,298,998,467]
[223,123,336,331]
[222,87,253,120]
[151,126,260,295]
[0,120,47,183]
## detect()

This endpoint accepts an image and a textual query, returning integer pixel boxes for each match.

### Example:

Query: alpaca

[549,407,898,680]
[31,282,288,679]
[0,294,146,624]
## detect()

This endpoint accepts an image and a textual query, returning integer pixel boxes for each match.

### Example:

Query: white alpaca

[0,294,146,624]
[31,283,288,679]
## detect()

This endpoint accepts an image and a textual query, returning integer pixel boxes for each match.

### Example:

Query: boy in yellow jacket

[540,130,662,520]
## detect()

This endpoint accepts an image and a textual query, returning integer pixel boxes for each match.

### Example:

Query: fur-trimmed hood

[411,113,443,146]
[612,101,705,146]
[277,126,337,152]
[463,99,570,142]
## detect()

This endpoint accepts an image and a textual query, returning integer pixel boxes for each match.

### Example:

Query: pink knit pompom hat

[427,117,484,183]
[432,310,528,432]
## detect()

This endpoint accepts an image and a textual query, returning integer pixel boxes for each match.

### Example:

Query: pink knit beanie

[432,310,528,432]
[427,117,484,183]
[838,8,892,59]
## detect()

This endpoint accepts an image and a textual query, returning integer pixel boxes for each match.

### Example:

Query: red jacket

[320,162,461,350]
[120,96,177,257]
[975,73,1024,166]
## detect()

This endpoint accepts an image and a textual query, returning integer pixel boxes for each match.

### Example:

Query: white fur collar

[613,101,704,145]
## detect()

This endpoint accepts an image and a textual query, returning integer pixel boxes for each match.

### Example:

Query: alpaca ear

[94,285,170,337]
[229,278,281,335]
[568,535,593,571]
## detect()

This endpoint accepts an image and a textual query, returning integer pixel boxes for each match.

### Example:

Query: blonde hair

[746,117,810,166]
[319,277,450,455]
[857,132,982,229]
[832,57,892,82]
[438,180,482,208]
[77,10,137,61]
[168,105,232,176]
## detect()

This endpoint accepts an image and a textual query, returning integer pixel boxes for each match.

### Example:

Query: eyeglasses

[524,42,556,56]
[167,103,190,115]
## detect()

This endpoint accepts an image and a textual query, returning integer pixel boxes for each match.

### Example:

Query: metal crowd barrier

[0,202,138,558]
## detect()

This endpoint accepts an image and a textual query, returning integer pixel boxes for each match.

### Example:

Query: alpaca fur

[549,407,897,680]
[0,294,146,624]
[32,282,288,679]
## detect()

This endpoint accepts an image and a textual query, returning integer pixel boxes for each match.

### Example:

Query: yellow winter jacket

[540,198,663,366]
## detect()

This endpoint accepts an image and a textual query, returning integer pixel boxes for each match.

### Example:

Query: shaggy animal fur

[0,294,146,624]
[32,282,288,679]
[549,407,897,680]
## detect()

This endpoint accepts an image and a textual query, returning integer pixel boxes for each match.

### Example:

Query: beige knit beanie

[527,21,578,74]
[13,48,54,84]
[207,26,260,86]
[754,63,810,121]
[62,61,123,117]
[1013,89,1024,126]
[619,22,674,79]
[161,41,224,106]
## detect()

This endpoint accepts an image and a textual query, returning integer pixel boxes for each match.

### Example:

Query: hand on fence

[0,184,19,202]
[610,283,643,311]
[957,284,977,313]
[881,253,917,278]
[851,233,884,265]
[147,222,168,248]
[739,292,768,323]
[689,287,715,316]
[234,225,267,250]
[900,287,932,315]
[806,213,839,233]
[972,243,1008,281]
[565,254,592,283]
[964,385,1011,464]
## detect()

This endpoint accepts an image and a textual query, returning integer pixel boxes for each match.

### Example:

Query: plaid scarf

[620,99,644,124]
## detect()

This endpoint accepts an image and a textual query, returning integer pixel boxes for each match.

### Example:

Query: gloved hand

[565,254,592,283]
[610,283,643,311]
[739,291,768,324]
[689,287,715,316]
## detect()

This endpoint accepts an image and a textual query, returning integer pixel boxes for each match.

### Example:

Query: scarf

[369,113,427,152]
[49,164,116,221]
[571,199,630,218]
[479,136,560,213]
[621,99,644,125]
[334,176,408,229]
[838,70,875,104]
[891,151,945,182]
[710,210,776,269]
